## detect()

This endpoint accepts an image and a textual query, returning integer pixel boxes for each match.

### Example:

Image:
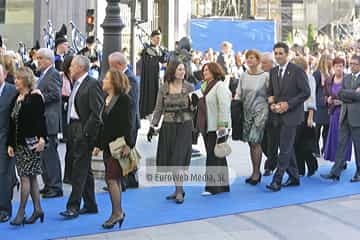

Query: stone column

[100,0,125,80]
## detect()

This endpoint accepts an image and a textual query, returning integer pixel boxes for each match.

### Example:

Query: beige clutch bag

[109,137,141,176]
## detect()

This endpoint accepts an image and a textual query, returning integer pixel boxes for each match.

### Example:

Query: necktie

[278,67,283,87]
[352,74,357,81]
[67,80,80,124]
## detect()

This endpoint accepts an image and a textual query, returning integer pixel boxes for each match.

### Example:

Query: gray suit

[37,66,63,193]
[0,83,17,216]
[331,73,360,176]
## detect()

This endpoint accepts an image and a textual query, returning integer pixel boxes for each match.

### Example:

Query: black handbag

[231,100,244,140]
[231,76,244,141]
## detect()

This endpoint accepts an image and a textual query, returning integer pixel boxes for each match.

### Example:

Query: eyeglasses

[350,62,360,65]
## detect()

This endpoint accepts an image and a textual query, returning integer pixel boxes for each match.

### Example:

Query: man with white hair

[60,55,103,219]
[260,52,278,176]
[36,48,63,198]
[109,51,140,188]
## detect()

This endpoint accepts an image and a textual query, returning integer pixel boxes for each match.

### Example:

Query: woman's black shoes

[102,213,126,229]
[166,192,185,200]
[24,211,44,224]
[10,215,25,226]
[245,175,262,185]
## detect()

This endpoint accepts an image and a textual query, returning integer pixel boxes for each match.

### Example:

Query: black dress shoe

[266,182,281,192]
[42,191,63,198]
[282,178,300,187]
[350,174,360,183]
[263,170,273,176]
[0,212,10,223]
[39,188,49,194]
[320,173,340,181]
[79,207,98,215]
[60,209,79,219]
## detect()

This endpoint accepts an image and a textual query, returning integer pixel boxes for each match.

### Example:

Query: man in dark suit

[266,42,310,192]
[109,51,140,188]
[321,55,360,182]
[36,48,63,198]
[0,64,17,223]
[60,55,103,219]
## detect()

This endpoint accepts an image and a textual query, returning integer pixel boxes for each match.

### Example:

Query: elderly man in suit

[36,48,63,198]
[60,55,103,219]
[109,52,140,189]
[0,64,17,222]
[260,52,279,176]
[266,42,310,192]
[321,55,360,182]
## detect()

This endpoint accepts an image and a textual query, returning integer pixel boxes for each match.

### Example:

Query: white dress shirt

[0,81,5,97]
[69,73,88,121]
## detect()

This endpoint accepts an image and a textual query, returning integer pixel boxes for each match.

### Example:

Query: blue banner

[190,19,276,53]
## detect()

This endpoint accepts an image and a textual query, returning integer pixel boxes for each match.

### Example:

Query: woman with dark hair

[147,60,194,204]
[197,62,232,195]
[323,57,352,164]
[62,55,73,182]
[7,67,47,226]
[92,68,133,229]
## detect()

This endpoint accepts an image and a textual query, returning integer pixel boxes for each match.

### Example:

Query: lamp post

[100,0,125,80]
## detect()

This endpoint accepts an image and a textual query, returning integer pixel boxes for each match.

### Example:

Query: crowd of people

[0,28,360,231]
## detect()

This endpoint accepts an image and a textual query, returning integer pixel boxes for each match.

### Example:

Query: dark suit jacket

[0,83,17,214]
[74,75,104,143]
[125,68,140,142]
[37,67,62,135]
[8,93,47,148]
[338,73,360,127]
[313,70,330,124]
[267,62,310,127]
[97,93,134,150]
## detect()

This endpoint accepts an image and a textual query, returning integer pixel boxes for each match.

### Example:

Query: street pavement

[20,120,360,240]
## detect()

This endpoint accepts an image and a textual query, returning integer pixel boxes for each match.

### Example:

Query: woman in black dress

[93,68,133,229]
[7,67,47,226]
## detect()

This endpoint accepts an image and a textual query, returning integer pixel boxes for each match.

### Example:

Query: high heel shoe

[10,215,26,226]
[24,211,44,224]
[248,175,262,186]
[102,213,126,229]
[245,177,252,184]
[166,192,185,200]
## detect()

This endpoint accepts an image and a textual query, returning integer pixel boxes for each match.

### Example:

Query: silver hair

[109,51,128,65]
[37,48,55,63]
[261,52,274,63]
[73,55,90,72]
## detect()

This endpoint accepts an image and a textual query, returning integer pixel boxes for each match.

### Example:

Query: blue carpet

[2,164,360,240]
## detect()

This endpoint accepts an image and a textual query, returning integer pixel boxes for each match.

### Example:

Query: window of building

[0,0,6,24]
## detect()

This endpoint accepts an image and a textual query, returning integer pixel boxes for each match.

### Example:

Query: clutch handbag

[214,134,232,158]
[109,137,141,176]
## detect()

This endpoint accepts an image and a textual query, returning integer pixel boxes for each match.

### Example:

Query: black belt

[69,119,81,124]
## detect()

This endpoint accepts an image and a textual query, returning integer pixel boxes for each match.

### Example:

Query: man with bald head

[109,51,140,188]
[60,55,103,219]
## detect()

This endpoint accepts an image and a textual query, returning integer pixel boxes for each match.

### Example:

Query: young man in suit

[60,56,103,219]
[321,55,360,182]
[36,48,63,198]
[0,64,17,222]
[266,42,310,192]
[108,52,140,189]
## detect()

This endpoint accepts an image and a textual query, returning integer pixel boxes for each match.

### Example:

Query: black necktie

[278,67,283,87]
